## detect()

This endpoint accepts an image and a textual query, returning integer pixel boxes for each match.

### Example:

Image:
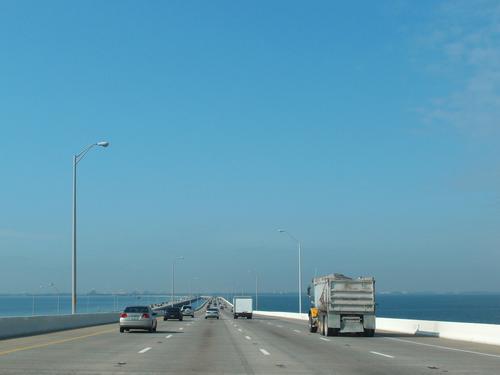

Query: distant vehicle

[164,306,183,321]
[308,273,376,337]
[181,305,194,318]
[205,307,219,319]
[119,306,157,333]
[233,297,253,319]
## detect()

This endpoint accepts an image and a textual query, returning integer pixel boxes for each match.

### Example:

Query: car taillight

[120,313,128,318]
[142,313,150,319]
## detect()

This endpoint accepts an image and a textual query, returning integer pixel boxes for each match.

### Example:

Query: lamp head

[96,141,109,147]
[277,229,285,233]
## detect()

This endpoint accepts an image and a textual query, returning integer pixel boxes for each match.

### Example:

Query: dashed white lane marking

[370,351,394,359]
[179,327,184,330]
[277,325,283,328]
[166,334,172,339]
[245,336,252,340]
[259,348,271,356]
[138,347,152,354]
[267,322,272,325]
[384,337,500,359]
[293,329,301,333]
[238,328,243,332]
[320,337,330,342]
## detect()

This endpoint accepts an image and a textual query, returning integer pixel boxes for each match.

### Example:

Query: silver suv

[181,305,194,318]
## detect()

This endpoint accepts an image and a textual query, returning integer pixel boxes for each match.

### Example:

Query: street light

[72,141,110,314]
[277,229,302,315]
[172,256,184,303]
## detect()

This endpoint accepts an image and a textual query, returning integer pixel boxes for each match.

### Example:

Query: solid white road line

[245,336,252,340]
[259,348,271,356]
[384,337,500,359]
[166,334,173,339]
[138,347,152,354]
[320,337,330,342]
[179,327,184,330]
[370,351,394,359]
[293,329,301,333]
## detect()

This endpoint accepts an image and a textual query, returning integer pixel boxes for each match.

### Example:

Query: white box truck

[233,297,253,319]
[308,274,376,336]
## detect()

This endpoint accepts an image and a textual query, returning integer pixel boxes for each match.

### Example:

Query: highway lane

[242,311,500,375]
[0,300,499,374]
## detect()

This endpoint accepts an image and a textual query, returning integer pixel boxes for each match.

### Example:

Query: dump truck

[307,274,376,337]
[233,296,253,319]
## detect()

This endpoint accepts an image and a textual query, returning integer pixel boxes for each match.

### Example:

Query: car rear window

[167,307,180,312]
[207,308,218,312]
[124,306,149,313]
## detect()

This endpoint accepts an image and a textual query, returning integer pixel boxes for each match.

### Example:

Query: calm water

[0,295,203,317]
[2,293,500,324]
[221,293,500,325]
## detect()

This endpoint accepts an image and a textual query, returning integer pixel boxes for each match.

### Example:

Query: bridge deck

[0,305,499,374]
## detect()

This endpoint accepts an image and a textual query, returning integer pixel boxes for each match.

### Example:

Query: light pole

[49,282,60,315]
[171,256,184,303]
[278,229,302,315]
[72,141,109,314]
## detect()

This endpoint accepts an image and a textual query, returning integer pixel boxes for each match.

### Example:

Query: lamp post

[72,141,109,314]
[277,229,302,315]
[171,256,184,303]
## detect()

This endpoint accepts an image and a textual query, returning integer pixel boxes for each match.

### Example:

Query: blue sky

[1,0,500,293]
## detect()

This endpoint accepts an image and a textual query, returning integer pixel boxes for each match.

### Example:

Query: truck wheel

[234,315,238,319]
[364,329,375,337]
[321,317,328,336]
[120,327,124,333]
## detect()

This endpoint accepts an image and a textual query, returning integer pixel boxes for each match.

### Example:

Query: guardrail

[0,312,119,340]
[253,310,500,347]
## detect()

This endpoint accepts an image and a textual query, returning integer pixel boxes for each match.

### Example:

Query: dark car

[164,306,183,321]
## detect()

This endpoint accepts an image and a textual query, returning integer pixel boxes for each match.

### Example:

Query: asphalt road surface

[0,300,499,374]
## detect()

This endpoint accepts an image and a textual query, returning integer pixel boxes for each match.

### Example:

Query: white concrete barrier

[0,312,119,340]
[219,297,233,307]
[253,310,500,346]
[377,317,500,346]
[254,310,307,320]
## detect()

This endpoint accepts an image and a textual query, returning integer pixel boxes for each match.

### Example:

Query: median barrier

[0,312,119,340]
[253,310,500,346]
[219,297,233,308]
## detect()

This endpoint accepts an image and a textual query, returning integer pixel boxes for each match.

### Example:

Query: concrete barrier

[377,317,500,346]
[219,297,233,307]
[252,310,500,347]
[254,310,307,320]
[0,312,119,340]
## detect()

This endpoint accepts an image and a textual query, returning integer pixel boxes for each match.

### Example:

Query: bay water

[2,293,500,325]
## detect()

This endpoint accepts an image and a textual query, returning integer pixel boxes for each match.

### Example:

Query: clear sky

[1,0,500,294]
